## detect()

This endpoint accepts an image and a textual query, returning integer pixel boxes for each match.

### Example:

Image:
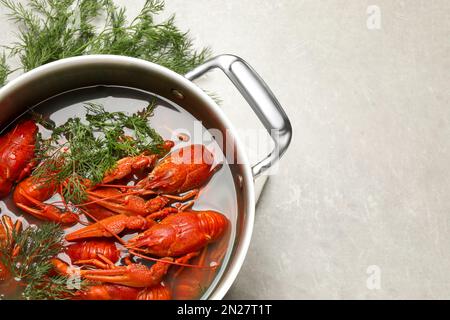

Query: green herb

[33,102,166,203]
[0,222,78,300]
[22,274,79,300]
[0,0,210,85]
[0,53,10,85]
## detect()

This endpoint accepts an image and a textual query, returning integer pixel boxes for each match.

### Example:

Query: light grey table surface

[2,0,450,299]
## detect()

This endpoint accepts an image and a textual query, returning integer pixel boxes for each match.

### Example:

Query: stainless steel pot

[0,54,292,299]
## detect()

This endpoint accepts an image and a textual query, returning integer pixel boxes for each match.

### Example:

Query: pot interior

[0,56,253,300]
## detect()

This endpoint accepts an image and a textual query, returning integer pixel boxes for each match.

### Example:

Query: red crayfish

[0,118,230,300]
[53,256,172,300]
[0,215,22,293]
[83,144,217,217]
[66,240,120,267]
[0,120,38,198]
[66,210,229,258]
[13,175,78,224]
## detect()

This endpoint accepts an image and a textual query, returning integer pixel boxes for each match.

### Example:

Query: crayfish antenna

[128,249,214,269]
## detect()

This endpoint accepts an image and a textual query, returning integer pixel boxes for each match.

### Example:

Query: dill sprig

[0,53,10,85]
[0,222,78,300]
[33,101,166,203]
[0,0,210,85]
[22,274,78,300]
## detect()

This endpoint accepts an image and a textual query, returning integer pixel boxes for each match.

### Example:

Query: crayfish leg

[74,259,110,270]
[163,189,199,202]
[146,207,178,221]
[75,252,117,270]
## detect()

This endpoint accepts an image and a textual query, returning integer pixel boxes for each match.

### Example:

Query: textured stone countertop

[3,0,450,299]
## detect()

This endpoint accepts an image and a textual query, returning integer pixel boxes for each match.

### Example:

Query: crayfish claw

[80,259,173,288]
[15,202,78,225]
[65,214,150,242]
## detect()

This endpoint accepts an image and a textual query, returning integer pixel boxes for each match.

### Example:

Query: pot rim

[0,54,256,300]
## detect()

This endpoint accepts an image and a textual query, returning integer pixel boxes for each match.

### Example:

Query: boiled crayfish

[101,140,174,184]
[171,236,229,300]
[100,140,174,185]
[53,258,172,300]
[63,207,229,300]
[66,210,229,258]
[66,240,120,266]
[135,144,216,194]
[0,120,78,224]
[127,210,229,257]
[83,144,217,217]
[13,175,78,224]
[0,120,38,198]
[74,283,171,300]
[0,215,22,286]
[53,247,197,299]
[52,255,174,297]
[0,119,230,300]
[65,214,152,241]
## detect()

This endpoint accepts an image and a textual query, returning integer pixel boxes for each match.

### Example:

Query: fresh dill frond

[21,275,75,300]
[0,222,79,300]
[0,0,210,79]
[0,52,10,86]
[0,0,219,104]
[33,101,166,203]
[1,223,64,280]
[84,101,163,154]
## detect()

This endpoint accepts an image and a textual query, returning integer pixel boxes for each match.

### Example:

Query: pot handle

[185,54,292,178]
